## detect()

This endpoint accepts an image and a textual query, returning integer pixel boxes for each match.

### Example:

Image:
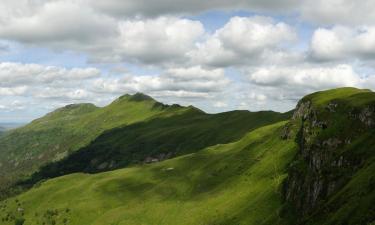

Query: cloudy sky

[1,0,375,122]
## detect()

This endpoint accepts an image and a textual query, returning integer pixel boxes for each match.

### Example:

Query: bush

[14,218,25,225]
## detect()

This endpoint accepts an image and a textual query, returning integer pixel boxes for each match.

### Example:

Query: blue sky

[1,0,375,123]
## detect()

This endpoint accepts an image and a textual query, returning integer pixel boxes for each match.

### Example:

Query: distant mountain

[0,93,291,198]
[0,93,187,193]
[0,87,373,225]
[26,109,291,184]
[0,123,24,136]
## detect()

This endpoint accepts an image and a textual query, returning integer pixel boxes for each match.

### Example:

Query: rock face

[282,96,375,220]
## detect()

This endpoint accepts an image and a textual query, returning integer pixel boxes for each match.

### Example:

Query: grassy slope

[27,109,291,182]
[0,122,297,225]
[302,88,375,225]
[0,93,291,198]
[283,87,375,225]
[0,94,189,187]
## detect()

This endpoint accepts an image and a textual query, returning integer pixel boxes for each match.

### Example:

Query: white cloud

[2,0,375,120]
[0,100,25,111]
[89,0,299,18]
[0,62,102,108]
[213,101,228,108]
[301,0,375,25]
[89,0,375,26]
[0,62,100,88]
[0,1,117,46]
[0,87,28,96]
[248,64,361,90]
[189,16,296,67]
[93,66,230,98]
[311,26,375,61]
[117,17,204,64]
[243,64,375,103]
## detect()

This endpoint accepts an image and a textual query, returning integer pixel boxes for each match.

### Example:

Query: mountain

[0,93,290,199]
[0,87,374,225]
[0,121,296,225]
[281,87,375,224]
[0,123,24,136]
[0,93,187,194]
[24,109,291,185]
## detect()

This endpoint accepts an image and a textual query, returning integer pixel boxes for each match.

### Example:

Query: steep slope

[0,93,189,194]
[0,93,291,199]
[281,87,375,224]
[0,122,297,225]
[25,109,291,184]
[2,87,374,225]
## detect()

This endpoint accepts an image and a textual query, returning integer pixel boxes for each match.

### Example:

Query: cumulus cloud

[248,64,360,89]
[300,0,375,25]
[0,62,101,88]
[244,64,375,102]
[116,17,204,64]
[89,0,299,17]
[189,16,297,67]
[0,87,28,96]
[93,66,230,98]
[0,1,117,46]
[2,0,375,119]
[0,62,103,109]
[310,26,375,61]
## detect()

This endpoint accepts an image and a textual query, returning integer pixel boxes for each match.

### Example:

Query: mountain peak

[302,87,373,107]
[46,103,98,118]
[117,92,155,102]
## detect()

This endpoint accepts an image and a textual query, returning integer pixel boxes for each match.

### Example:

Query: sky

[1,0,375,122]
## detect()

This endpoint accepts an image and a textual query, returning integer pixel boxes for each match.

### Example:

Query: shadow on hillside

[18,109,291,191]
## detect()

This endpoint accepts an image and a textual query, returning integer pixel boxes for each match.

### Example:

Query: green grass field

[0,94,183,188]
[1,88,375,225]
[0,93,290,199]
[0,122,297,225]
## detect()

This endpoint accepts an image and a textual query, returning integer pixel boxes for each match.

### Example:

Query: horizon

[1,1,375,122]
[0,90,297,124]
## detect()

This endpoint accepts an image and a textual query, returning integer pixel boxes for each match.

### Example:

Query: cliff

[281,88,375,224]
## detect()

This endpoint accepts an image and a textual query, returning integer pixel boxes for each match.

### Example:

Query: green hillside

[282,87,375,224]
[0,87,374,225]
[26,109,291,184]
[0,122,297,225]
[0,93,290,199]
[0,93,188,193]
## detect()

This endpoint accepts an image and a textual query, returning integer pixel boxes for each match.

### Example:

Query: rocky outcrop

[282,98,375,219]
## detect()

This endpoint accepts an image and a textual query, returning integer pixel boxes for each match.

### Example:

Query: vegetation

[0,93,187,196]
[0,88,374,225]
[282,87,375,224]
[0,122,297,225]
[0,93,290,199]
[25,109,291,184]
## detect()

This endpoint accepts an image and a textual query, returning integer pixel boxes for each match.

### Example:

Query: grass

[302,87,372,107]
[1,87,375,225]
[27,109,291,183]
[284,87,375,225]
[0,122,297,225]
[0,93,291,199]
[0,94,181,186]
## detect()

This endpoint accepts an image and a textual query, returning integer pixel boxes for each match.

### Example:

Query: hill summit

[0,88,374,225]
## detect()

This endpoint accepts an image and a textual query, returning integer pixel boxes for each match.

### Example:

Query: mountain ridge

[0,88,374,225]
[0,92,291,200]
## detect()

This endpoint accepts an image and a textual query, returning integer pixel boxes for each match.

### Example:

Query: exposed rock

[359,106,375,127]
[144,152,173,164]
[325,102,338,112]
[282,98,370,218]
